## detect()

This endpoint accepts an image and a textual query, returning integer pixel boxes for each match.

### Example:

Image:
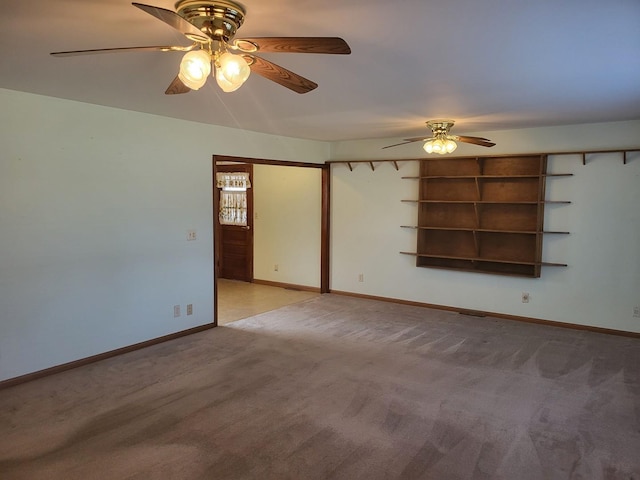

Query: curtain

[219,191,248,226]
[216,172,250,226]
[216,172,251,190]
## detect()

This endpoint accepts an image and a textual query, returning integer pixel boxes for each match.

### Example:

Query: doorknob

[242,226,251,230]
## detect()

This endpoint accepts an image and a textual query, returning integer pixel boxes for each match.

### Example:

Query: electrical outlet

[358,273,364,282]
[274,264,279,272]
[173,305,181,317]
[522,292,530,303]
[634,306,640,318]
[187,304,193,315]
[187,230,197,241]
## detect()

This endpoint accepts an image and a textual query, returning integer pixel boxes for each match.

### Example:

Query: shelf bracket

[392,161,399,171]
[581,150,634,165]
[369,162,375,171]
[346,162,353,171]
[475,157,484,175]
[472,202,481,229]
[474,177,481,200]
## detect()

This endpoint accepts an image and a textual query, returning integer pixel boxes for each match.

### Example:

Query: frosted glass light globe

[215,52,250,92]
[178,50,211,90]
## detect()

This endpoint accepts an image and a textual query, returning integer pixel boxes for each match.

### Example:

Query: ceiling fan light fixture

[51,2,351,95]
[215,52,251,92]
[383,120,494,151]
[178,49,212,90]
[423,137,457,155]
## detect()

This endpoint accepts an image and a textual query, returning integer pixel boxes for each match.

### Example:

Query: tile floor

[216,279,320,325]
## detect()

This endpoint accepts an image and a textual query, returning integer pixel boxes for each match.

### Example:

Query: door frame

[212,155,330,327]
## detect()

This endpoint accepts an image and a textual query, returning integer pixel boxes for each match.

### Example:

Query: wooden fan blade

[165,75,190,95]
[234,37,351,54]
[50,45,194,57]
[246,55,317,94]
[382,137,431,149]
[132,2,209,42]
[453,135,496,147]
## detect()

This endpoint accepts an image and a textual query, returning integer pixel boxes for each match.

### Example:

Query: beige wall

[253,164,322,288]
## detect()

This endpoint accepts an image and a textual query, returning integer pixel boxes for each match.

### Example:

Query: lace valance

[216,172,251,190]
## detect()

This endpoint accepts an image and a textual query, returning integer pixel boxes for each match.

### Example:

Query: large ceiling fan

[383,120,496,154]
[50,1,351,94]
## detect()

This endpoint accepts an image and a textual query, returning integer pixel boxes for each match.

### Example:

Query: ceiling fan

[50,1,351,94]
[383,120,496,154]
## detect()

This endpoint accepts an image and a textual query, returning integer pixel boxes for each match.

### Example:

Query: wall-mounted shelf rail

[327,148,639,171]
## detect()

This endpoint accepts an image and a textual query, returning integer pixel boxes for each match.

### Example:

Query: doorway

[213,155,330,326]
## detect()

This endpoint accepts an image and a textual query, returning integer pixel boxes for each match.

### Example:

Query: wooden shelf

[402,173,573,179]
[401,226,570,235]
[402,154,571,278]
[400,251,568,267]
[400,252,567,277]
[402,200,571,204]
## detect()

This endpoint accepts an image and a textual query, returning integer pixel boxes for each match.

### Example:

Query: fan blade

[233,37,351,54]
[50,45,194,57]
[165,75,190,95]
[246,55,317,94]
[453,135,496,147]
[382,137,431,149]
[132,2,209,42]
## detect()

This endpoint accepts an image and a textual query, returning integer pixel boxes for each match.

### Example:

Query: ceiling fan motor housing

[427,119,455,137]
[175,0,246,42]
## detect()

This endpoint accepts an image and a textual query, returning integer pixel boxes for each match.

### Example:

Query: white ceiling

[1,0,639,142]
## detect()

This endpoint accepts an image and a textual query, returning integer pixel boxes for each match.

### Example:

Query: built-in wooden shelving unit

[401,155,572,277]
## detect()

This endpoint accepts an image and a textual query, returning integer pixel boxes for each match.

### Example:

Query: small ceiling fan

[383,120,496,154]
[50,1,351,94]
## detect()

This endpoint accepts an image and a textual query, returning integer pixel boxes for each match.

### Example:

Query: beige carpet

[1,294,639,479]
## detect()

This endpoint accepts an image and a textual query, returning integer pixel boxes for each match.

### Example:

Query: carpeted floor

[1,294,639,479]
